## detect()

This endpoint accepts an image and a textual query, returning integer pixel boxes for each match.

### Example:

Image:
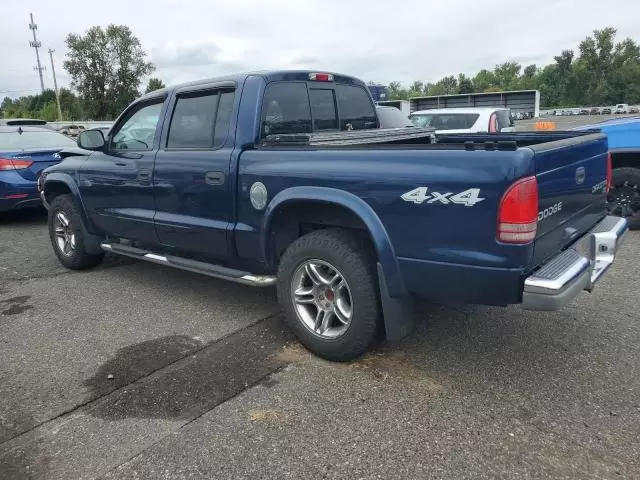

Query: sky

[1,0,639,98]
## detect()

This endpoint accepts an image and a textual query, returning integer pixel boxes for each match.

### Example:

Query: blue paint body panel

[0,149,64,211]
[41,70,611,308]
[572,117,640,151]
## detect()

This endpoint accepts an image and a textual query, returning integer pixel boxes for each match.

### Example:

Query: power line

[28,12,45,93]
[0,88,47,94]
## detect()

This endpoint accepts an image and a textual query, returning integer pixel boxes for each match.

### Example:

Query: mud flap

[377,263,414,342]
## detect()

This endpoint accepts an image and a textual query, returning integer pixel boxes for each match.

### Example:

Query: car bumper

[522,215,628,311]
[0,173,41,212]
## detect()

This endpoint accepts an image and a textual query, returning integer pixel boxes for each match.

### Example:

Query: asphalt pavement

[1,117,639,479]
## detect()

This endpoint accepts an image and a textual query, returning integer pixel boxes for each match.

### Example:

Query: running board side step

[100,242,277,287]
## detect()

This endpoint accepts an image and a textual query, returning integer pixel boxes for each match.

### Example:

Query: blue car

[0,125,77,212]
[573,116,640,229]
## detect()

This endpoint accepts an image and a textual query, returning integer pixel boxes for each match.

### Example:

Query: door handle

[205,171,225,186]
[115,162,127,167]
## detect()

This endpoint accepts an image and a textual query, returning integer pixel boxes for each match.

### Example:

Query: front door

[79,98,166,244]
[153,85,236,261]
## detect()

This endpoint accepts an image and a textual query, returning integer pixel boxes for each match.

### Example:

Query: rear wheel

[607,167,640,230]
[277,228,381,362]
[48,195,104,269]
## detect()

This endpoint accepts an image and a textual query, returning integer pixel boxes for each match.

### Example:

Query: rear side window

[167,89,235,149]
[261,82,311,138]
[410,113,479,130]
[309,89,338,130]
[496,110,514,129]
[213,91,235,146]
[335,84,377,130]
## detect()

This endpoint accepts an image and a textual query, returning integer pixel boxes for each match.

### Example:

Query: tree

[1,97,12,117]
[493,61,521,90]
[428,75,457,95]
[145,77,165,94]
[472,69,496,92]
[0,89,85,121]
[370,26,640,108]
[39,101,60,121]
[64,24,154,119]
[520,64,539,90]
[388,81,408,100]
[457,74,474,94]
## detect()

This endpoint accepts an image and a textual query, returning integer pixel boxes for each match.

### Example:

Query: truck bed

[261,129,602,150]
[261,127,436,146]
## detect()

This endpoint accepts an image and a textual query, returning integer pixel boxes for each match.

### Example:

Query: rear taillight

[488,113,498,133]
[497,176,539,244]
[0,158,33,170]
[606,152,612,193]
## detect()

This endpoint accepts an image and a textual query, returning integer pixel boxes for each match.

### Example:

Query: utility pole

[48,49,63,120]
[28,13,46,93]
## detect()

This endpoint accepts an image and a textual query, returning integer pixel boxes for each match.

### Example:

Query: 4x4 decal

[401,187,485,207]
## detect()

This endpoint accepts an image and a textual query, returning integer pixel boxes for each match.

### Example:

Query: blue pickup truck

[573,117,640,229]
[39,70,628,361]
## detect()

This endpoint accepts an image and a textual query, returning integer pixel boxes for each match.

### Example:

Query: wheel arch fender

[43,172,96,234]
[610,149,640,169]
[262,186,407,298]
[262,186,413,342]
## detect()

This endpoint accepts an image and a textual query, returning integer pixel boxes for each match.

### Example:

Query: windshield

[410,113,480,130]
[0,130,77,150]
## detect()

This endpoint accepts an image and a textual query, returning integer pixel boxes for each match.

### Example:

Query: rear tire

[607,167,640,230]
[277,228,381,362]
[48,195,104,270]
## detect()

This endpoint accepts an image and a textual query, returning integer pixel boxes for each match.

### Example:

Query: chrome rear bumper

[522,215,628,311]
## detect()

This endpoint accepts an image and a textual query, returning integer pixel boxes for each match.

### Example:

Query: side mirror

[77,129,106,151]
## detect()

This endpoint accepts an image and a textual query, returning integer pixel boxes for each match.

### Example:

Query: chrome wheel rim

[290,259,353,339]
[53,211,75,257]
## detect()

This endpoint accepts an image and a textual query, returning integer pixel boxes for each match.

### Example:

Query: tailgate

[531,133,609,267]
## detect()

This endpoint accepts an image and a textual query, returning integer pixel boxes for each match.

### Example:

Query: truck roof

[139,70,367,101]
[411,107,509,115]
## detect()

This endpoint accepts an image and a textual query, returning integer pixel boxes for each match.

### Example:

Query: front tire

[277,229,381,362]
[607,167,640,230]
[48,195,104,270]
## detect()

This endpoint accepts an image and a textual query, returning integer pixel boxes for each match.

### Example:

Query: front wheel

[607,167,640,230]
[48,194,105,270]
[277,229,381,362]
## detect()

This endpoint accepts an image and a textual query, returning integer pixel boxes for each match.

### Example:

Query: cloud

[1,0,639,97]
[151,39,222,68]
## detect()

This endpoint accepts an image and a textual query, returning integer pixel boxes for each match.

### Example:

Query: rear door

[531,133,609,266]
[152,83,236,261]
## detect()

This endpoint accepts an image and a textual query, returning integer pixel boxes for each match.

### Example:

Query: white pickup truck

[409,107,516,134]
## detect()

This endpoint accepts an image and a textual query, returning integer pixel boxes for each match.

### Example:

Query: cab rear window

[261,81,377,138]
[334,84,377,130]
